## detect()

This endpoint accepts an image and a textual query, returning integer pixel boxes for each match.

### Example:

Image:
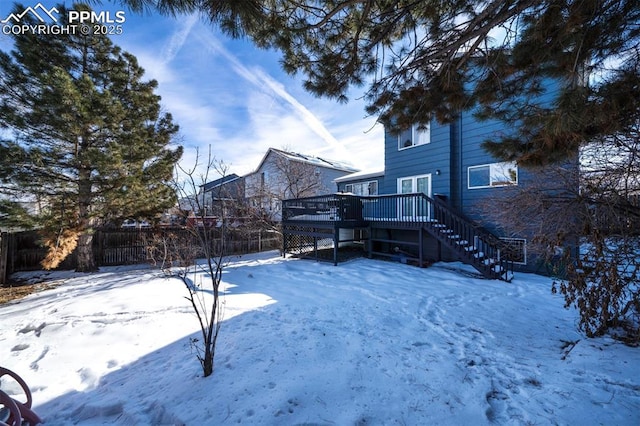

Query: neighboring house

[197,173,245,218]
[282,89,577,280]
[335,169,384,197]
[200,174,244,212]
[244,148,359,221]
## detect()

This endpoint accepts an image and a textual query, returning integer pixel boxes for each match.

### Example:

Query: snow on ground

[1,251,639,425]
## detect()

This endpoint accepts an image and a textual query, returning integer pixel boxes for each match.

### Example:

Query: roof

[251,148,359,175]
[200,174,241,192]
[334,169,385,183]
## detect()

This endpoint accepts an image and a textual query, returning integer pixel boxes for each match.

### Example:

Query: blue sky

[0,1,385,177]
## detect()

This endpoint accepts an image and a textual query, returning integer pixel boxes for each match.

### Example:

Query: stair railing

[283,193,514,280]
[429,195,514,280]
[361,193,513,280]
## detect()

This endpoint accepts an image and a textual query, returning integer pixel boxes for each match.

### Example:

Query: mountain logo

[1,3,59,24]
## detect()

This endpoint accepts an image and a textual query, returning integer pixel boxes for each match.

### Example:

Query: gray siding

[459,80,561,228]
[321,168,352,193]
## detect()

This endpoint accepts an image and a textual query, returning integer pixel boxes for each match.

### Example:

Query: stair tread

[415,205,513,282]
[502,272,515,282]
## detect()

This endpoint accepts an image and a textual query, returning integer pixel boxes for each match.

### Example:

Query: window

[398,123,430,150]
[468,162,518,189]
[500,238,527,265]
[345,181,378,196]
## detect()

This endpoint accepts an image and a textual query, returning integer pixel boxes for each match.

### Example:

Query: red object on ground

[0,367,42,426]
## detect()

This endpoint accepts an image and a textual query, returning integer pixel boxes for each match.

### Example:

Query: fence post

[94,229,103,267]
[0,232,8,286]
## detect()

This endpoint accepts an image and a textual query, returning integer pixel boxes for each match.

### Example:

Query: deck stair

[282,193,514,281]
[423,195,514,281]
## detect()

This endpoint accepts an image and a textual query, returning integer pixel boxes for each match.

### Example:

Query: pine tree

[0,3,182,271]
[127,0,640,166]
[123,0,640,340]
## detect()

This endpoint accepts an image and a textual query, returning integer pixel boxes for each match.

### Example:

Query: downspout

[458,114,464,211]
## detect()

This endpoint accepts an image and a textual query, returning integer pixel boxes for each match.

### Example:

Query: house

[199,173,245,216]
[282,91,577,280]
[181,174,246,227]
[244,148,359,221]
[335,169,384,197]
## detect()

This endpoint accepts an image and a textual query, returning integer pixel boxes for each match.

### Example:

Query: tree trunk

[76,230,97,272]
[202,346,213,377]
[76,164,97,272]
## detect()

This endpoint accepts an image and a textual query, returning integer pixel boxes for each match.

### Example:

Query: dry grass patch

[0,282,59,305]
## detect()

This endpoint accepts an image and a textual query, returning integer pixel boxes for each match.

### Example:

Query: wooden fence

[0,232,8,286]
[0,228,280,285]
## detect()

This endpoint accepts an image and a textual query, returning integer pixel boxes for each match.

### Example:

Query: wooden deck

[282,193,515,281]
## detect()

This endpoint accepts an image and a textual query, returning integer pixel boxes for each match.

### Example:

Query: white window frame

[499,237,527,265]
[345,180,378,196]
[468,162,518,189]
[398,123,430,150]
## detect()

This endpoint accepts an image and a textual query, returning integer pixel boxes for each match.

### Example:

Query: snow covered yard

[1,251,639,425]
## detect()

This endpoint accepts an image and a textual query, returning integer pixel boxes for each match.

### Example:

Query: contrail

[162,14,198,64]
[195,32,349,156]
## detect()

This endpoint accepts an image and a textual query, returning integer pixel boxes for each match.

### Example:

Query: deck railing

[283,193,435,225]
[283,193,514,280]
[362,193,432,225]
[428,195,513,280]
[282,194,366,224]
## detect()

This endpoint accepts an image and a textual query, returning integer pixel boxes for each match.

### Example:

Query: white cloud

[0,2,384,187]
[133,51,176,83]
[120,16,384,179]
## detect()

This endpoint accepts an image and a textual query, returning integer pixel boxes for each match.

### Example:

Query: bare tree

[475,163,581,263]
[272,150,328,200]
[147,149,230,377]
[478,134,640,343]
[245,148,329,223]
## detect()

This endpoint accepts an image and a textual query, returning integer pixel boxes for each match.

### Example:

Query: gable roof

[334,169,385,183]
[251,148,359,175]
[200,174,241,192]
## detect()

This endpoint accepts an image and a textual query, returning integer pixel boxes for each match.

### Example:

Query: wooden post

[418,227,424,268]
[314,234,318,261]
[0,232,8,286]
[282,227,287,258]
[333,226,338,266]
[95,229,103,267]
